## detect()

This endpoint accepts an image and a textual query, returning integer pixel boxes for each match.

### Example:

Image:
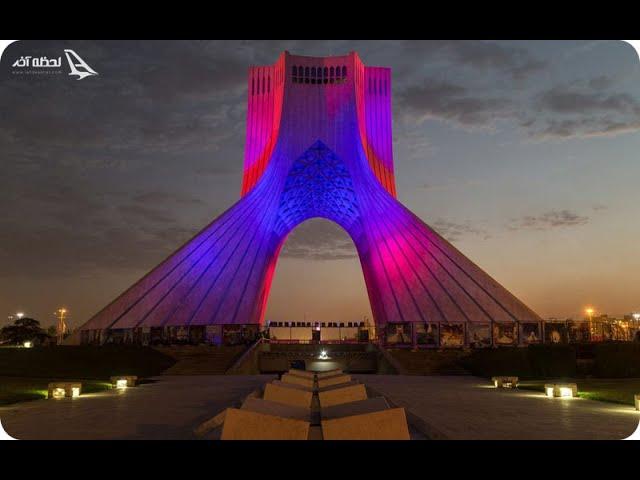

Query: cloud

[280,219,357,261]
[525,84,640,139]
[507,210,589,231]
[398,79,514,128]
[432,219,490,243]
[537,87,640,115]
[400,40,547,80]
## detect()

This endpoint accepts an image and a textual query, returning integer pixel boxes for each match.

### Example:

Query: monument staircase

[155,345,247,375]
[385,348,472,376]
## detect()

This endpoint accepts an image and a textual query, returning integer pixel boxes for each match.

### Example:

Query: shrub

[593,343,640,378]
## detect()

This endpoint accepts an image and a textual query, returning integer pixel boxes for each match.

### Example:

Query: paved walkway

[354,375,640,440]
[2,374,638,440]
[1,375,274,440]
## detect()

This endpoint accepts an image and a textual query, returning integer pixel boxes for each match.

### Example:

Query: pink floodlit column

[75,51,542,339]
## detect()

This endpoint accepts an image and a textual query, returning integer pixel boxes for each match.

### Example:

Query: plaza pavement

[1,375,274,440]
[1,374,638,440]
[354,375,640,440]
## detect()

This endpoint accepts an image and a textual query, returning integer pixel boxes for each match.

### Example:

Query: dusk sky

[1,40,639,329]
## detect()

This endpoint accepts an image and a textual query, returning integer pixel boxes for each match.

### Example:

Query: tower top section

[241,51,396,196]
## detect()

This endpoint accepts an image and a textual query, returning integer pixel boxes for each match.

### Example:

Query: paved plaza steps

[156,345,247,375]
[196,368,412,440]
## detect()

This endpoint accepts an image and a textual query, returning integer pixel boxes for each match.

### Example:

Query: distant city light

[585,307,594,316]
[16,312,24,319]
[116,379,128,389]
[633,313,640,321]
[23,341,32,348]
[71,387,80,397]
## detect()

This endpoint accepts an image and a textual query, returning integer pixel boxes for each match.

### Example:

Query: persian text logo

[64,49,98,80]
[11,49,98,80]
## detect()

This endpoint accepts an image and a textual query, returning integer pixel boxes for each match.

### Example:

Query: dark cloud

[525,84,640,139]
[400,40,547,80]
[507,210,589,231]
[280,219,357,261]
[537,86,640,115]
[398,79,514,128]
[432,219,490,243]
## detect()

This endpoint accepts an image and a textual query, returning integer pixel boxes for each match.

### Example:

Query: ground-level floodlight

[48,382,82,399]
[110,376,138,388]
[492,376,518,388]
[23,341,32,348]
[51,388,65,399]
[544,383,577,398]
[318,350,329,360]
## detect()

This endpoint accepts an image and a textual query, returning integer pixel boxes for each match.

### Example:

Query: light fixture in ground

[48,382,82,399]
[492,376,518,388]
[544,383,578,398]
[110,375,137,388]
[52,388,65,399]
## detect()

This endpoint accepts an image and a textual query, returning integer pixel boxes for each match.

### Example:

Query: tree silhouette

[0,317,49,345]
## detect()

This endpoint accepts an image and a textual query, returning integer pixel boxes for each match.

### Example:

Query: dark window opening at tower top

[290,64,348,85]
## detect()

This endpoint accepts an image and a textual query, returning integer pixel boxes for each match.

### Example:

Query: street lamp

[585,307,595,340]
[55,308,68,344]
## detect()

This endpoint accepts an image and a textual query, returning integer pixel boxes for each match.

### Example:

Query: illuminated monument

[75,51,541,343]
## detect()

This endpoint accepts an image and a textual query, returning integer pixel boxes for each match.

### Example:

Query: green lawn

[0,376,113,406]
[0,345,175,378]
[518,378,640,406]
[0,345,176,406]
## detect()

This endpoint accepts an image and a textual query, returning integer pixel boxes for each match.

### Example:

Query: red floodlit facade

[73,51,542,345]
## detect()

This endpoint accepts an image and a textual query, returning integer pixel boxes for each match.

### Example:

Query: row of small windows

[291,65,347,84]
[269,321,366,328]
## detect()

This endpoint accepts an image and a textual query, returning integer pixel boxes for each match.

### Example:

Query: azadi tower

[73,51,541,342]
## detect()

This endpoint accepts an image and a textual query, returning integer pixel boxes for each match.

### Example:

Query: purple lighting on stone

[75,51,541,338]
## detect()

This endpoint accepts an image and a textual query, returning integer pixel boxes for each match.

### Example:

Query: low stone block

[491,376,518,388]
[281,373,314,388]
[317,374,352,389]
[47,382,82,398]
[318,380,359,392]
[241,397,310,421]
[318,383,367,408]
[635,394,639,411]
[316,369,343,379]
[321,396,390,420]
[288,369,315,379]
[321,407,410,440]
[264,382,313,408]
[544,383,578,398]
[271,379,313,392]
[221,408,310,440]
[194,409,227,437]
[110,375,138,388]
